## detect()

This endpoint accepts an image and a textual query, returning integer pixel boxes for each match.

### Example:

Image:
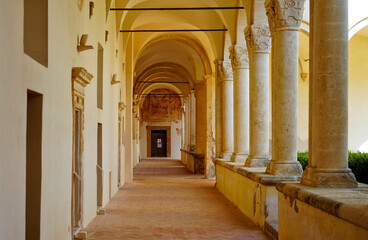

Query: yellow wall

[216,165,278,229]
[348,33,368,150]
[278,193,368,239]
[296,30,368,151]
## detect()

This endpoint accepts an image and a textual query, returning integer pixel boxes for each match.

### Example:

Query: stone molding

[265,0,306,32]
[71,67,92,230]
[212,159,301,185]
[229,45,249,69]
[244,25,272,54]
[118,102,126,112]
[72,67,93,97]
[277,182,368,230]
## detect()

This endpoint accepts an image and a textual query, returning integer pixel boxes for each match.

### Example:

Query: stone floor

[85,159,271,240]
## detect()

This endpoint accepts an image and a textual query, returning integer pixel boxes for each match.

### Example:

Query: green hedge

[297,151,368,184]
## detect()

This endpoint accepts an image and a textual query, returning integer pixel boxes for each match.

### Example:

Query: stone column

[229,45,250,162]
[244,25,271,167]
[181,105,185,149]
[301,0,357,187]
[185,97,190,151]
[265,0,304,176]
[219,60,234,159]
[189,89,196,152]
[214,59,223,158]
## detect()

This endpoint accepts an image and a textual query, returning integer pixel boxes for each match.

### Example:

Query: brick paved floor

[85,159,271,240]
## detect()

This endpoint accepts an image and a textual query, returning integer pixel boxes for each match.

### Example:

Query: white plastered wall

[0,0,127,239]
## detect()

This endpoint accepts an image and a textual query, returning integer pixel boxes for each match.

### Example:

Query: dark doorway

[151,130,167,157]
[97,123,103,208]
[26,90,43,240]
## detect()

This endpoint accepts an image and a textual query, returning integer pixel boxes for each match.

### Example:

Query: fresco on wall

[141,89,182,121]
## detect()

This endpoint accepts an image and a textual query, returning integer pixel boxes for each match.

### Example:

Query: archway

[139,88,183,159]
[349,25,368,152]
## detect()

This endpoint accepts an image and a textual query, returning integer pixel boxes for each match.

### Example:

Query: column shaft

[265,0,304,176]
[214,60,223,158]
[301,0,357,187]
[220,60,234,159]
[189,90,196,151]
[185,98,190,151]
[245,25,271,167]
[229,46,250,162]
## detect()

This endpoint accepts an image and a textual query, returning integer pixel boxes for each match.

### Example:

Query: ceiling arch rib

[125,21,219,64]
[115,0,242,45]
[134,40,198,80]
[136,35,212,76]
[133,63,192,98]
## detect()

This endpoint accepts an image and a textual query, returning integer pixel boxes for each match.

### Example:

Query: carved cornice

[72,67,93,88]
[229,45,249,69]
[221,60,233,80]
[118,102,126,112]
[245,25,272,54]
[265,0,306,31]
[72,67,93,99]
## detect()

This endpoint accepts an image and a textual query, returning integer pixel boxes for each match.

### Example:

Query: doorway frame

[71,67,93,237]
[147,126,171,157]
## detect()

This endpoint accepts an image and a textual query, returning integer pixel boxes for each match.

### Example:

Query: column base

[266,160,303,176]
[230,152,248,163]
[245,156,269,167]
[301,166,358,188]
[221,151,233,159]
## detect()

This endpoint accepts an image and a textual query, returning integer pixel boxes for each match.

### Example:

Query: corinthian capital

[265,0,306,31]
[229,45,249,69]
[245,25,271,54]
[220,60,233,80]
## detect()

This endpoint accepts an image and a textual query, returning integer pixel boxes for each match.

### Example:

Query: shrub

[297,151,309,170]
[348,151,368,184]
[297,151,368,184]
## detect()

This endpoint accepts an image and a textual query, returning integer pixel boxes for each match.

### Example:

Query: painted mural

[141,89,183,121]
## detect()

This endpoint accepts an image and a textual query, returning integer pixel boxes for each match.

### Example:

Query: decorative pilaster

[301,0,357,187]
[229,45,250,162]
[189,89,196,152]
[219,60,234,159]
[71,67,93,229]
[265,0,305,176]
[244,24,271,167]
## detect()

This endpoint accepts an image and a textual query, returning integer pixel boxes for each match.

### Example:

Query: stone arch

[349,17,368,40]
[136,34,212,74]
[139,83,184,108]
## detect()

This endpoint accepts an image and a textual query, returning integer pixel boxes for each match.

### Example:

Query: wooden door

[151,130,167,157]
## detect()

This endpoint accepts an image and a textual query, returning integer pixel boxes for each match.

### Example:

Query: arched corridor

[1,0,368,239]
[85,159,270,239]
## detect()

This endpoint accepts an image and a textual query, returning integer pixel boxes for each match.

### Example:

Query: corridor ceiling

[107,0,254,99]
